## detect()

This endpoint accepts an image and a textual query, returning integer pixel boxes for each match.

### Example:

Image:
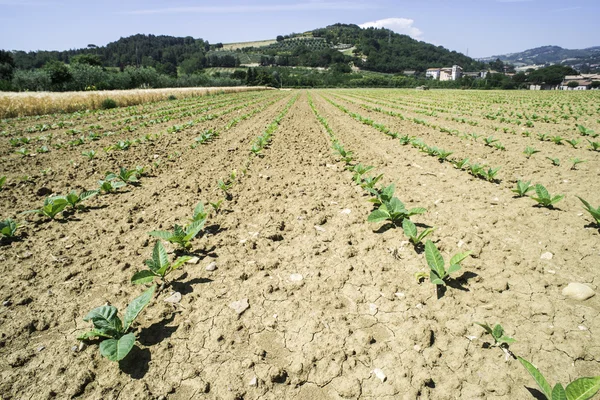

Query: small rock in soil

[540,252,553,260]
[249,377,258,386]
[205,262,217,271]
[289,273,303,282]
[186,257,200,264]
[562,283,595,301]
[229,299,249,315]
[164,292,182,304]
[372,368,387,382]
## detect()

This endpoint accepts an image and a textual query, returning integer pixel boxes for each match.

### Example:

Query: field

[1,88,599,399]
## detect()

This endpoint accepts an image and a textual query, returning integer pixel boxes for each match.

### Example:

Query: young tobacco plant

[512,180,535,197]
[518,356,600,400]
[577,197,600,225]
[546,157,561,166]
[190,202,208,222]
[209,199,224,213]
[0,176,6,190]
[532,184,564,208]
[570,158,586,170]
[78,285,156,362]
[475,322,515,347]
[350,163,374,184]
[106,167,139,184]
[369,184,395,206]
[132,241,191,289]
[23,197,68,220]
[368,197,426,226]
[424,240,471,286]
[402,219,433,245]
[524,146,540,159]
[58,190,98,210]
[98,179,126,194]
[0,218,20,239]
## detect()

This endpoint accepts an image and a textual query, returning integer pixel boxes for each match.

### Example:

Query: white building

[427,65,463,81]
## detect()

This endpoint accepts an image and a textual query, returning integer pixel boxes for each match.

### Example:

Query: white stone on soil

[205,261,217,271]
[289,273,303,282]
[540,252,553,260]
[372,368,387,382]
[562,283,595,301]
[186,257,200,264]
[164,292,182,304]
[229,298,250,315]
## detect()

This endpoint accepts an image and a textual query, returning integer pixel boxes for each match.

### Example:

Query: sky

[0,0,598,58]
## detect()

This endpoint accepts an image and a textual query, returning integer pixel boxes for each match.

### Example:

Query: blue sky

[0,0,598,58]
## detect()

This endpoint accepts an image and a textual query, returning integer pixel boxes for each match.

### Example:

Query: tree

[567,81,580,88]
[71,54,103,67]
[44,60,72,88]
[276,35,284,42]
[0,50,16,81]
[592,81,600,89]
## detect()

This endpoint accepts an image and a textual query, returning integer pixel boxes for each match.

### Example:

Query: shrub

[168,94,177,101]
[101,98,118,109]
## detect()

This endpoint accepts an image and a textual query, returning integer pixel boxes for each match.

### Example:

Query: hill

[480,45,600,69]
[7,23,485,75]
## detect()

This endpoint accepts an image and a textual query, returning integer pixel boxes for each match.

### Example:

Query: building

[560,80,592,90]
[426,68,441,79]
[427,65,463,81]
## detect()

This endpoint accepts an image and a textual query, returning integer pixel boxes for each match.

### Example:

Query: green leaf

[184,219,205,241]
[368,209,390,223]
[151,241,169,275]
[553,384,567,400]
[122,284,156,332]
[447,263,461,275]
[449,251,471,266]
[425,240,445,280]
[148,230,173,241]
[475,322,494,337]
[99,333,136,361]
[565,377,600,400]
[171,256,192,271]
[131,270,158,284]
[80,190,98,201]
[402,218,417,240]
[498,336,516,344]
[550,195,565,205]
[492,324,504,339]
[83,305,122,336]
[407,207,427,216]
[77,329,113,340]
[535,184,550,201]
[518,356,553,399]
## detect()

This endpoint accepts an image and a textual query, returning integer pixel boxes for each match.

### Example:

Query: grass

[0,87,270,118]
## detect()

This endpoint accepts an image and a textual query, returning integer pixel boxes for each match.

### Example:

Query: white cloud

[122,2,376,15]
[359,18,423,39]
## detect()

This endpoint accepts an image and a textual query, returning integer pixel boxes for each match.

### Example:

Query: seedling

[190,202,207,222]
[532,184,564,208]
[106,167,139,184]
[546,157,560,166]
[424,240,471,286]
[402,219,433,246]
[37,145,49,153]
[484,136,498,147]
[149,219,205,250]
[577,197,600,225]
[570,158,586,170]
[351,163,374,184]
[369,184,395,206]
[332,141,353,163]
[588,140,600,152]
[210,199,224,213]
[132,241,191,289]
[524,146,540,158]
[78,285,156,362]
[23,197,68,220]
[493,143,506,151]
[0,176,6,190]
[483,167,501,182]
[399,135,411,145]
[577,124,596,137]
[360,174,384,193]
[82,150,96,160]
[469,163,485,178]
[98,179,126,194]
[453,158,469,169]
[15,148,30,157]
[475,322,515,347]
[57,190,98,210]
[368,197,426,225]
[566,139,580,148]
[518,356,600,400]
[537,133,548,141]
[512,180,535,197]
[0,218,20,239]
[550,136,564,145]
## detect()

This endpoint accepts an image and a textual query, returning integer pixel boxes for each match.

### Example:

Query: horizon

[1,0,599,58]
